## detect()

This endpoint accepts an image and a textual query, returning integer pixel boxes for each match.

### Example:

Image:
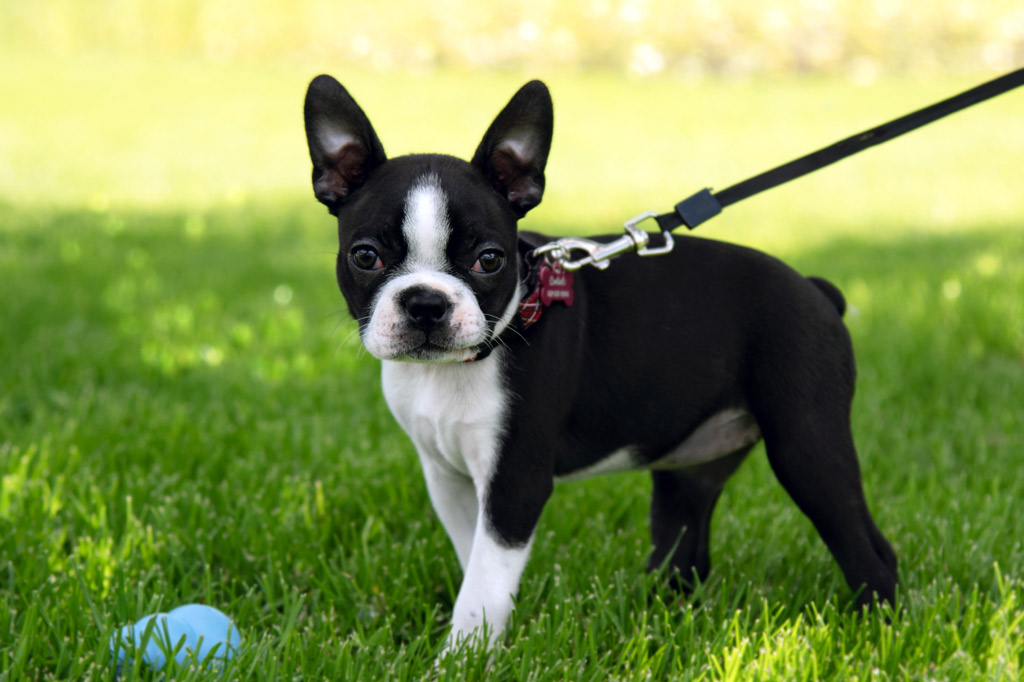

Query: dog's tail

[808,277,846,317]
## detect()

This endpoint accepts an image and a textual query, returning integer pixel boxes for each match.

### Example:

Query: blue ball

[110,604,241,674]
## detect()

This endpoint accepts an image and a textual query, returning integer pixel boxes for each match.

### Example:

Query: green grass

[2,51,1023,680]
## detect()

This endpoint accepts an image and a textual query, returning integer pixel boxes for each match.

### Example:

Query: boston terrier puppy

[303,76,898,652]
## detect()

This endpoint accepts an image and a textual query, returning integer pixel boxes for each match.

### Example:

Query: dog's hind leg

[647,448,750,590]
[759,418,898,608]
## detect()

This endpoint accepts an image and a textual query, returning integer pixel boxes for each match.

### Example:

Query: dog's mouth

[395,340,485,363]
[373,328,487,363]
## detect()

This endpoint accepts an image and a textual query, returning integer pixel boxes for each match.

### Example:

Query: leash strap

[655,66,1024,232]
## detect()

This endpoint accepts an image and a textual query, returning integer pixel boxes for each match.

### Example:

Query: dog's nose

[400,287,451,330]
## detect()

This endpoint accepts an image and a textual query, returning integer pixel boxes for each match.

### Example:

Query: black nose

[400,287,451,330]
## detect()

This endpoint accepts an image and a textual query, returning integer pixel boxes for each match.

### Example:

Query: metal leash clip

[530,211,675,271]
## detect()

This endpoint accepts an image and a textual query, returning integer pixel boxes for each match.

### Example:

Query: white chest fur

[381,355,509,483]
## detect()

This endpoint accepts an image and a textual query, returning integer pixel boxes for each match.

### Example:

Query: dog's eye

[471,250,505,274]
[351,247,384,271]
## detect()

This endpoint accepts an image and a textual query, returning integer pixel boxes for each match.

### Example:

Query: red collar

[517,281,544,329]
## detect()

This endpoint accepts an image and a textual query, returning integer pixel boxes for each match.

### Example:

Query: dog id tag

[539,261,574,307]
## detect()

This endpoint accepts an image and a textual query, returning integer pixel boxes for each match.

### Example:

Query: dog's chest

[381,358,508,481]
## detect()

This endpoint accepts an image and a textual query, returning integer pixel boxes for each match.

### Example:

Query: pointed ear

[304,75,387,214]
[471,80,553,218]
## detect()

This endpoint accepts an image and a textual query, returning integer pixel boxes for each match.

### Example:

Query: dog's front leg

[443,518,533,653]
[443,468,553,654]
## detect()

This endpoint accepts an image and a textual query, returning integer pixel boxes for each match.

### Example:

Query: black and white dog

[303,77,898,651]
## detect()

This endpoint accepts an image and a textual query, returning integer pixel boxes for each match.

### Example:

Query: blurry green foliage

[3,0,1023,76]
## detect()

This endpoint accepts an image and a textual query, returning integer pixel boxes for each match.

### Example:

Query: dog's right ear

[304,75,386,214]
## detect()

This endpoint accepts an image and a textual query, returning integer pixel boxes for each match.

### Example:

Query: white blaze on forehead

[402,174,451,270]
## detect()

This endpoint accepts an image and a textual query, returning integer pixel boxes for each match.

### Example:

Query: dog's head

[304,77,553,363]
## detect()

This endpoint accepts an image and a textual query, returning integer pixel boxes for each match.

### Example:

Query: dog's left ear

[471,80,553,218]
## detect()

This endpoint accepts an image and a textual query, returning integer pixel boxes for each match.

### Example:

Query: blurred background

[4,0,1023,74]
[2,0,1023,236]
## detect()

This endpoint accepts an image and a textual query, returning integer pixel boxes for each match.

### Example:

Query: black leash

[655,66,1024,233]
[531,66,1024,273]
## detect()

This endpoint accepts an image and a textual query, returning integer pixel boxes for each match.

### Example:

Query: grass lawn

[2,52,1023,679]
